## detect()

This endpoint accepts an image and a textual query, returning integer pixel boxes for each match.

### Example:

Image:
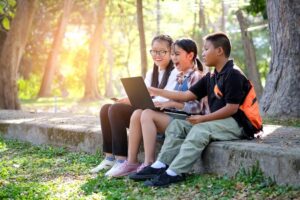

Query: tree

[38,0,73,97]
[260,0,300,118]
[82,0,107,101]
[221,0,226,32]
[136,0,147,77]
[156,0,160,35]
[236,9,263,98]
[0,0,36,109]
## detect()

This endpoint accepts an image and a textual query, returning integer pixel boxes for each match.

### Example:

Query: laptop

[120,76,192,119]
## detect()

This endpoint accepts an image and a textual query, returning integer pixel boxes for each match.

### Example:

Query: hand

[148,87,159,96]
[186,115,206,125]
[154,101,175,110]
[116,97,131,105]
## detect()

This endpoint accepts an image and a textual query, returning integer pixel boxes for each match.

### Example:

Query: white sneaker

[90,159,115,173]
[105,161,124,176]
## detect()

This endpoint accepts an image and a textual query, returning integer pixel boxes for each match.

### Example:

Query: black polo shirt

[189,60,250,126]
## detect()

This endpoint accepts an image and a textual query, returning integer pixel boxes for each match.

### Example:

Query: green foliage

[236,162,273,185]
[1,16,9,29]
[0,182,50,200]
[17,74,41,99]
[243,0,267,19]
[0,0,16,31]
[1,137,299,199]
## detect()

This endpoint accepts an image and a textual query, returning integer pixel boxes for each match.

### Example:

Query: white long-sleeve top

[144,68,179,102]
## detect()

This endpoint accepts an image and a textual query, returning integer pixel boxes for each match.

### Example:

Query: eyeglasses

[149,50,168,57]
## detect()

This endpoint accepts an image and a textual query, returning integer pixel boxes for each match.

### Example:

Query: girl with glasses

[90,35,178,174]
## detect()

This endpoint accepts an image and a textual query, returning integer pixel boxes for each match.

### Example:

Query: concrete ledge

[0,110,299,186]
[0,110,102,153]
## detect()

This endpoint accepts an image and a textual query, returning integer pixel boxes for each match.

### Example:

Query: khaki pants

[157,117,244,175]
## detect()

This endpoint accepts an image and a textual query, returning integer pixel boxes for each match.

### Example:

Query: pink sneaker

[107,160,140,177]
[136,163,147,172]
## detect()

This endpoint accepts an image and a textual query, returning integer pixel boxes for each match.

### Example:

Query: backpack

[214,68,263,138]
[238,81,263,135]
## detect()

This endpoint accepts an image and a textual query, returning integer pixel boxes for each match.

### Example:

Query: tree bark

[236,9,263,98]
[221,0,226,32]
[156,0,160,35]
[198,0,209,73]
[260,0,300,118]
[136,0,147,77]
[0,30,7,55]
[0,0,37,109]
[82,0,107,101]
[37,0,73,97]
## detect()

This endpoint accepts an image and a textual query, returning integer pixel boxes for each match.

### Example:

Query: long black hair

[173,38,203,72]
[150,35,174,89]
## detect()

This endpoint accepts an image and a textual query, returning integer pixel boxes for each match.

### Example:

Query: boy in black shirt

[137,32,250,187]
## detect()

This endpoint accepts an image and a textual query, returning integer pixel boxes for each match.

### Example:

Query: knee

[140,109,155,123]
[187,124,211,142]
[130,109,143,123]
[100,104,111,118]
[108,103,125,117]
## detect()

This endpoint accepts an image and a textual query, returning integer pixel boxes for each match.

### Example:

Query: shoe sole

[129,174,157,181]
[108,170,138,178]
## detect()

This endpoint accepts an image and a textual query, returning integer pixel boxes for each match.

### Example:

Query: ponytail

[195,58,203,72]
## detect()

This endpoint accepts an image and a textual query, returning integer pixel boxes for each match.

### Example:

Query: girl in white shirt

[90,35,178,174]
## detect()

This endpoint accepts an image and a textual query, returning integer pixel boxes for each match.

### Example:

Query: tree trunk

[104,41,113,97]
[82,0,107,101]
[260,0,300,118]
[37,0,73,97]
[199,0,206,32]
[0,0,36,109]
[236,9,263,98]
[156,0,160,35]
[136,0,147,77]
[0,30,7,55]
[221,0,226,32]
[198,0,209,73]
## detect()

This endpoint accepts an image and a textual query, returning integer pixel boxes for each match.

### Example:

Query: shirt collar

[214,60,234,76]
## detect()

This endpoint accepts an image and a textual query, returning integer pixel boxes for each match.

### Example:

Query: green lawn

[1,137,299,200]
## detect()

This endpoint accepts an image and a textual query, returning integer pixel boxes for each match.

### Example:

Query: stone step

[0,110,299,186]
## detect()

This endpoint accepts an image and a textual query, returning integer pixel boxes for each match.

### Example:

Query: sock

[151,160,166,169]
[105,156,115,161]
[116,159,125,163]
[166,169,177,176]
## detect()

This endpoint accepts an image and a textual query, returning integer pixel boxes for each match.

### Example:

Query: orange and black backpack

[214,68,263,138]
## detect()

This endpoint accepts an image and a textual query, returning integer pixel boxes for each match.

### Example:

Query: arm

[154,101,185,110]
[187,103,239,124]
[149,87,197,102]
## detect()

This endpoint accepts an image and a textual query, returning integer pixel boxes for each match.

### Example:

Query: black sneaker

[128,165,167,181]
[144,172,185,187]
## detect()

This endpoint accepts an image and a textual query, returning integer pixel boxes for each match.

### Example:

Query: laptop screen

[121,76,156,110]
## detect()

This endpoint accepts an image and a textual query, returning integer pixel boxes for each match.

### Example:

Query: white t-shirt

[144,67,179,102]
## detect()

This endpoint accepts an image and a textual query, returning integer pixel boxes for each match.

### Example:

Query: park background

[0,0,299,118]
[0,0,300,199]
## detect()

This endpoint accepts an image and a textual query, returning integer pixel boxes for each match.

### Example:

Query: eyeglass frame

[149,50,169,57]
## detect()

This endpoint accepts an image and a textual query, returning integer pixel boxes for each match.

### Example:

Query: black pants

[100,103,135,156]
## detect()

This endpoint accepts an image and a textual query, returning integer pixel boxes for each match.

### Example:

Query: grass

[263,117,300,127]
[1,137,299,200]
